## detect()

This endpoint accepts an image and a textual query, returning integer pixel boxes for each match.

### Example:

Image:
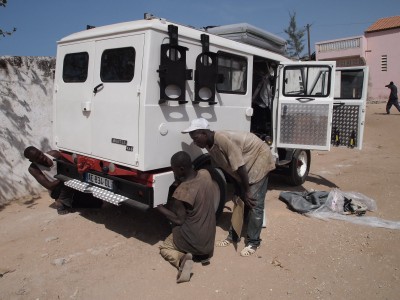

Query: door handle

[93,83,104,94]
[295,97,315,103]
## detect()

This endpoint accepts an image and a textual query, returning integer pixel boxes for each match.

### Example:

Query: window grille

[381,55,387,72]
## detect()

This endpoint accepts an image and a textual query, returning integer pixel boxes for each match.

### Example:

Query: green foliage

[1,0,16,38]
[284,11,305,59]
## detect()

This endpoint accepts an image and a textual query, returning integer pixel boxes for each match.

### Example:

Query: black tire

[287,149,311,186]
[192,153,211,170]
[192,154,227,219]
[207,167,227,219]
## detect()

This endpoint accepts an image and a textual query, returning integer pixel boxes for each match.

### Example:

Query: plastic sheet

[323,188,377,213]
[306,189,400,230]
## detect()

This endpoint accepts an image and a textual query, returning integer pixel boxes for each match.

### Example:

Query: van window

[63,52,89,83]
[334,69,364,99]
[283,66,331,97]
[217,52,247,94]
[100,47,135,82]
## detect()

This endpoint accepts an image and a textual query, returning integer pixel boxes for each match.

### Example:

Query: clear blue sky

[1,0,399,57]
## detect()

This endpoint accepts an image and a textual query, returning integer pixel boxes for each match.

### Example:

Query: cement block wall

[0,56,55,205]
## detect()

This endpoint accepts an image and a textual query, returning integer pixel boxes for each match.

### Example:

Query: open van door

[276,62,336,151]
[332,66,369,150]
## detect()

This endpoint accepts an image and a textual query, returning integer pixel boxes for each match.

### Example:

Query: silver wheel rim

[296,151,308,177]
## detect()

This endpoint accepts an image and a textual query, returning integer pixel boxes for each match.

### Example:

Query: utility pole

[306,24,311,60]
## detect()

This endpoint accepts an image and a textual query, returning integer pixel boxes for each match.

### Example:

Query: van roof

[58,18,290,62]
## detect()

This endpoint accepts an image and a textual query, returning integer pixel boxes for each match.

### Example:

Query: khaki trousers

[159,233,185,269]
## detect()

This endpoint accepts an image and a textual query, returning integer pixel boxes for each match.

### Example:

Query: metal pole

[306,24,311,60]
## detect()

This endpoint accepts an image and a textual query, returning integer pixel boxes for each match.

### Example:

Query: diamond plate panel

[331,105,359,147]
[64,179,129,206]
[280,103,329,146]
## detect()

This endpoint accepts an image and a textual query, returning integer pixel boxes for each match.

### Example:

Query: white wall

[0,56,55,205]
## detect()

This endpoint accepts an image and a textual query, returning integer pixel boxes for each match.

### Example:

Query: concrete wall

[364,28,400,100]
[315,28,400,101]
[0,56,55,205]
[316,36,365,61]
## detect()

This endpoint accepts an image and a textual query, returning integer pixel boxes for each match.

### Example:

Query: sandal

[240,245,259,257]
[215,239,232,247]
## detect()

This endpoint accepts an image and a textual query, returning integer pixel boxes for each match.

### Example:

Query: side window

[283,66,331,97]
[334,69,364,99]
[63,52,89,83]
[100,47,135,82]
[217,52,247,94]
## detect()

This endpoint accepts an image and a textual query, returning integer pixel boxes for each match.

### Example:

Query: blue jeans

[227,176,269,247]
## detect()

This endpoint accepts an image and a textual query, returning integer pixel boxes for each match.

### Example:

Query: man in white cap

[182,118,275,256]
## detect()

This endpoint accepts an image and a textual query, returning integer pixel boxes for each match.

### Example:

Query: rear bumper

[56,160,154,209]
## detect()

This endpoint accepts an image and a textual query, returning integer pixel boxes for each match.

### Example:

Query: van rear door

[54,42,95,154]
[276,62,336,151]
[332,66,369,150]
[90,34,144,166]
[55,34,144,167]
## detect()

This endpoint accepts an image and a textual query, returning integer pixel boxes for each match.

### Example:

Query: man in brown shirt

[156,151,218,283]
[182,118,275,257]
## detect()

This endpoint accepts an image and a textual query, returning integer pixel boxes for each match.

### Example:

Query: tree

[284,11,305,59]
[0,0,16,38]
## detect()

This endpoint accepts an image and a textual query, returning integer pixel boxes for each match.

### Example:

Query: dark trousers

[50,183,74,207]
[386,99,400,114]
[227,176,269,247]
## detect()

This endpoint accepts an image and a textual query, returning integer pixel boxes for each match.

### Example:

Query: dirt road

[1,103,400,300]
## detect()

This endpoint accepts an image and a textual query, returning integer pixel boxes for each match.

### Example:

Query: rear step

[64,179,128,206]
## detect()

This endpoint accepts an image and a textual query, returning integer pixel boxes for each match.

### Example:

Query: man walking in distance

[385,81,400,114]
[156,151,218,283]
[182,118,275,257]
[24,146,74,214]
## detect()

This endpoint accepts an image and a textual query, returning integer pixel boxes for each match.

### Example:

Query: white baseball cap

[181,118,210,133]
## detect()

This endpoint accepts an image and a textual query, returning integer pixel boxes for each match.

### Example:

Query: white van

[53,16,368,214]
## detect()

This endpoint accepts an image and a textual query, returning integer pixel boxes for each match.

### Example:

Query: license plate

[86,173,114,190]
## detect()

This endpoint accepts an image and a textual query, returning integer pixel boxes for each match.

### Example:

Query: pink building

[316,16,400,101]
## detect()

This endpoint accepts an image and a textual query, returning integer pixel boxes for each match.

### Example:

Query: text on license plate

[86,173,113,190]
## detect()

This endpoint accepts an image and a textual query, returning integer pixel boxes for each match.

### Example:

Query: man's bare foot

[54,200,71,215]
[176,253,193,283]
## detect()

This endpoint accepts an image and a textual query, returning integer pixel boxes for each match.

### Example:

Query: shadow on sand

[62,171,339,246]
[59,194,171,246]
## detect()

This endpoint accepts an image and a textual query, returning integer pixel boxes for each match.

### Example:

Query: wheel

[207,167,227,219]
[192,154,227,219]
[287,149,311,186]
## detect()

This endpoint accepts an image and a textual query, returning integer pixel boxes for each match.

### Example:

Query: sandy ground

[1,103,400,300]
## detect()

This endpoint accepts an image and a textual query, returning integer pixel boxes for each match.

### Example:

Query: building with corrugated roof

[315,15,400,101]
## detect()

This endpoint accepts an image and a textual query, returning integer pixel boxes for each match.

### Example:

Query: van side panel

[139,31,253,170]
